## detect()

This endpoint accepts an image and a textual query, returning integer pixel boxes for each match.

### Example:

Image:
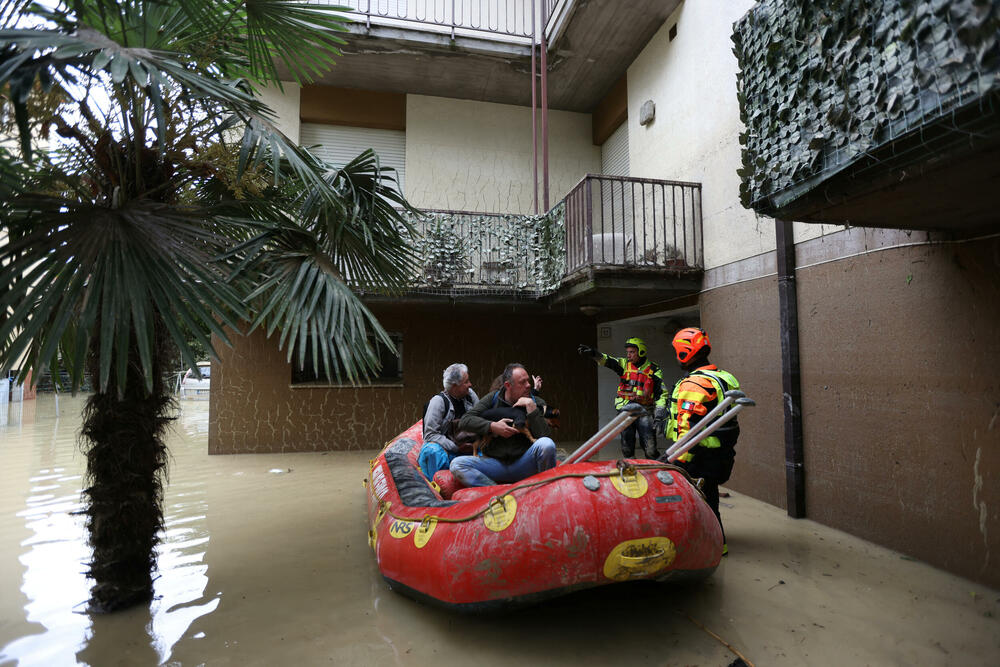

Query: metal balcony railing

[562,174,703,276]
[400,175,703,299]
[406,206,565,298]
[318,0,536,40]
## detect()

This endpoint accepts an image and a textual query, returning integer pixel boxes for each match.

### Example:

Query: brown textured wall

[209,303,599,455]
[700,274,785,507]
[702,239,1000,588]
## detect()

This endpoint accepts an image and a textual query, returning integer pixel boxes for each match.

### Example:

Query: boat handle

[619,549,665,564]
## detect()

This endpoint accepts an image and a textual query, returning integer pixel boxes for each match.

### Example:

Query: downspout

[775,219,806,518]
[540,0,550,211]
[531,0,538,215]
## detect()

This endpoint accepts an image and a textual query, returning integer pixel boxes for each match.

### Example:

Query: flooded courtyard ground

[1,394,997,666]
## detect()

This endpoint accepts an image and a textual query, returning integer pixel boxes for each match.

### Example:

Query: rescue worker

[659,326,740,554]
[577,337,664,459]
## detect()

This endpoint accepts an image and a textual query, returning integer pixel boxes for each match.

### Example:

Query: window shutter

[299,123,406,194]
[600,120,629,177]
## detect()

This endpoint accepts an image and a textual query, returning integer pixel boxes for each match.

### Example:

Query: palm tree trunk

[81,314,175,612]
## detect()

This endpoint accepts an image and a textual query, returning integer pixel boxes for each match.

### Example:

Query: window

[291,333,403,385]
[299,123,406,195]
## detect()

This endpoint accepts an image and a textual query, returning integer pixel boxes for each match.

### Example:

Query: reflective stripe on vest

[666,367,740,450]
[616,362,657,407]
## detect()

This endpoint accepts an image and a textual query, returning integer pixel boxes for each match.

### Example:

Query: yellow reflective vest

[666,365,740,460]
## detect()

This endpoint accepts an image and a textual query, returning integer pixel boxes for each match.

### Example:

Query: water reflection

[0,395,218,666]
[3,395,999,666]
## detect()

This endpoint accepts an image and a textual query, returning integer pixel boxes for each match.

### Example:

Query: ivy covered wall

[733,0,1000,215]
[407,204,565,297]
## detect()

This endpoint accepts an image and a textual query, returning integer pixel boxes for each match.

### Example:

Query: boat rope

[376,462,696,526]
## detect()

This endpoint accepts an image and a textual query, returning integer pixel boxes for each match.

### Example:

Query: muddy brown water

[1,395,997,666]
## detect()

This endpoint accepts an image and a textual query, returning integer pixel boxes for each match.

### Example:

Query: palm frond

[240,0,352,85]
[243,236,391,384]
[0,193,248,394]
[301,149,419,292]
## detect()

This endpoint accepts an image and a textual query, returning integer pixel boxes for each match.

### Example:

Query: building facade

[209,0,1000,588]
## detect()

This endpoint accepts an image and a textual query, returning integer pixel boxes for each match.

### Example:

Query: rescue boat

[364,419,724,612]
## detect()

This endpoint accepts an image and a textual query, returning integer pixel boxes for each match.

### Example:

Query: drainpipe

[540,0,550,211]
[531,0,538,215]
[775,219,806,518]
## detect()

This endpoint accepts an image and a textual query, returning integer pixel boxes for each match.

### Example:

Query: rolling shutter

[600,120,629,177]
[299,123,406,194]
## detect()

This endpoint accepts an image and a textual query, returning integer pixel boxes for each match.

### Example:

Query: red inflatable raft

[365,421,723,612]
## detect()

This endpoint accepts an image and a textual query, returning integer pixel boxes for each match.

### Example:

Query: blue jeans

[418,442,458,479]
[450,438,557,487]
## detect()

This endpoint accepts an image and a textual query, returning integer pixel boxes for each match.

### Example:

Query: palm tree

[0,0,417,612]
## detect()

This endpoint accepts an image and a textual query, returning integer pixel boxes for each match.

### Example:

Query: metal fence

[562,174,703,276]
[406,206,564,297]
[321,0,536,39]
[399,175,703,298]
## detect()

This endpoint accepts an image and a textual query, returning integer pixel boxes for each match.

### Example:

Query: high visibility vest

[667,366,740,457]
[614,361,660,408]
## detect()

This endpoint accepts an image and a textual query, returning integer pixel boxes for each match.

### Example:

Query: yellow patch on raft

[414,517,437,548]
[611,469,648,498]
[603,537,677,581]
[483,495,517,532]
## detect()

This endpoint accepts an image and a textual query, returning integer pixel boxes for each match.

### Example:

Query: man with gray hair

[418,363,479,479]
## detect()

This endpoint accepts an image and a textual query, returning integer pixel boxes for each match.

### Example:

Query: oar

[662,390,744,460]
[561,403,645,465]
[665,397,755,462]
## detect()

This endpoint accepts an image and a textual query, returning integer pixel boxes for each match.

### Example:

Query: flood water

[1,394,997,666]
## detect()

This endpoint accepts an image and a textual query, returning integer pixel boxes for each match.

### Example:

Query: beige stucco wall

[258,82,302,144]
[626,1,843,269]
[404,95,600,214]
[253,88,598,215]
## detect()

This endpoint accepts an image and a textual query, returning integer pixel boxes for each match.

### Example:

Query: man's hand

[577,344,597,358]
[653,406,667,433]
[490,418,519,438]
[513,396,537,413]
[532,375,543,391]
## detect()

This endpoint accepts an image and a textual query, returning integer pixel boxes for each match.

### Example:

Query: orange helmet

[672,327,711,364]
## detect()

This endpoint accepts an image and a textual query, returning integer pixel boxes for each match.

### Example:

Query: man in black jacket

[450,363,556,487]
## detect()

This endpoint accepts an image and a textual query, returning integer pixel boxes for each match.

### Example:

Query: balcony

[733,0,1000,232]
[306,0,680,112]
[326,0,535,41]
[403,206,565,301]
[370,175,703,310]
[557,174,702,309]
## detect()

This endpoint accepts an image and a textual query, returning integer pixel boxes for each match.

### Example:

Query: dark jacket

[459,390,551,464]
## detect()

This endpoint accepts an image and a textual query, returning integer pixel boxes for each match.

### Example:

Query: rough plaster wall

[258,81,301,144]
[209,306,599,454]
[404,95,600,214]
[626,0,770,269]
[703,238,1000,588]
